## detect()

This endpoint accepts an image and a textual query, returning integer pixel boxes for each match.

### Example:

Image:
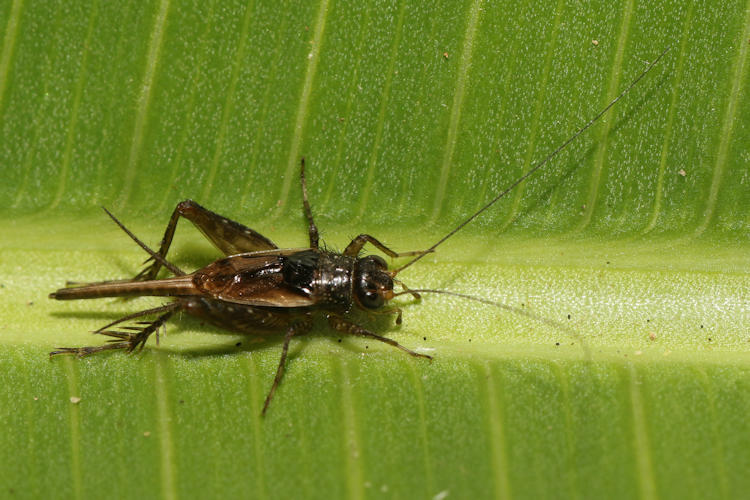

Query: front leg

[327,315,432,360]
[137,200,278,281]
[343,234,433,258]
[368,306,404,325]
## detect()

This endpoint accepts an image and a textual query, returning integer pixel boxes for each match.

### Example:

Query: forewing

[192,250,315,308]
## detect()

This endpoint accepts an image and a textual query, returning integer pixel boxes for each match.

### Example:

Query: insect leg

[50,302,182,357]
[343,234,432,258]
[262,320,312,416]
[299,158,319,249]
[92,303,185,333]
[137,200,278,281]
[327,315,432,360]
[368,306,403,325]
[393,279,422,300]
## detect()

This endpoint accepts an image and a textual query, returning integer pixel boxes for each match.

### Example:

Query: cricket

[50,47,670,415]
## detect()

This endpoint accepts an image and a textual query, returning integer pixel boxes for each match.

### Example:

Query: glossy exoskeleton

[50,47,670,415]
[50,160,432,414]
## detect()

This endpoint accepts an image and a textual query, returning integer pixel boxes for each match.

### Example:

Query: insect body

[50,48,670,415]
[51,172,431,415]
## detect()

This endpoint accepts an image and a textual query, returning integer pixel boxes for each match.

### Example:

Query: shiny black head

[353,255,394,309]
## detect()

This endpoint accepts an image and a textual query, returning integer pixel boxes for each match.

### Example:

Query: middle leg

[261,319,312,416]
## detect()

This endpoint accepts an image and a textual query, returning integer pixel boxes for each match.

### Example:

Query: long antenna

[394,288,589,357]
[101,206,185,277]
[394,46,671,275]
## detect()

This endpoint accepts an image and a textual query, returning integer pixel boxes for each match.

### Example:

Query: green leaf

[1,0,748,499]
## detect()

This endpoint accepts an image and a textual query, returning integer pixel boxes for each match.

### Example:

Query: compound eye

[364,255,387,270]
[356,278,385,309]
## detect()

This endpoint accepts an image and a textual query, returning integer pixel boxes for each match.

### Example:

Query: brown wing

[192,249,316,307]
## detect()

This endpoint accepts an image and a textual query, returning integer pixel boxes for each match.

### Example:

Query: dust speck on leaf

[433,490,450,500]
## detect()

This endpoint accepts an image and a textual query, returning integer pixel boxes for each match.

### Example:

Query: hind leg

[50,302,182,357]
[136,200,278,281]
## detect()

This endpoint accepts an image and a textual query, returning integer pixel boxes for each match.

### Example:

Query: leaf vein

[275,0,330,219]
[0,0,23,113]
[339,358,365,500]
[117,0,171,210]
[154,354,178,500]
[501,0,565,230]
[577,0,634,232]
[628,364,657,500]
[694,0,750,236]
[355,0,407,219]
[49,0,100,211]
[430,0,483,222]
[485,362,511,500]
[201,0,256,201]
[643,5,693,234]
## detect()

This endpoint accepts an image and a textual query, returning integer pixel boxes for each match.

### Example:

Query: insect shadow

[49,48,670,415]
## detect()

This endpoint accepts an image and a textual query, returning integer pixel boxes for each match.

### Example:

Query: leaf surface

[1,0,749,498]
